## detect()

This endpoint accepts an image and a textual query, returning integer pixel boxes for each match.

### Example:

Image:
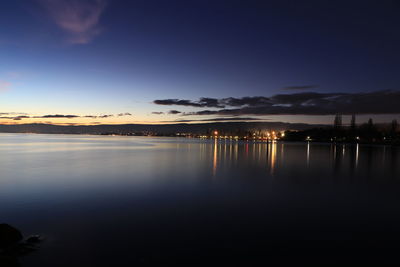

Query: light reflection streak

[355,144,359,168]
[271,142,277,175]
[307,142,310,166]
[213,139,218,177]
[234,142,238,162]
[268,141,277,175]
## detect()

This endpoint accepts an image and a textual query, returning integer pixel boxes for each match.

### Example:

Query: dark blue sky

[1,0,400,124]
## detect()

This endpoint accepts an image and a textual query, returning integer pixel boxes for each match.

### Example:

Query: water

[1,133,400,265]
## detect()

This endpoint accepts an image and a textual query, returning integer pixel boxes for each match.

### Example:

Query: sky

[1,0,400,125]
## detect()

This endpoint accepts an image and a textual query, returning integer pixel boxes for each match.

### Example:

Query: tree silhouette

[391,119,398,134]
[333,114,342,130]
[350,114,356,130]
[367,118,374,130]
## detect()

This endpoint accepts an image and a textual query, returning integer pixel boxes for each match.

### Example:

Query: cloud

[0,113,31,120]
[1,115,78,120]
[198,97,225,108]
[0,112,28,115]
[40,0,107,44]
[165,117,265,123]
[117,112,132,117]
[85,113,131,118]
[154,96,271,108]
[168,110,182,114]
[282,85,318,90]
[12,116,30,121]
[221,97,270,107]
[0,112,130,121]
[101,114,113,118]
[152,112,164,115]
[156,90,400,116]
[153,99,204,107]
[153,97,224,108]
[0,80,11,91]
[37,114,80,118]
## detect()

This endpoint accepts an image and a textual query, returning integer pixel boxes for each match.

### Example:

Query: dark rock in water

[26,235,41,244]
[0,224,23,249]
[0,255,20,267]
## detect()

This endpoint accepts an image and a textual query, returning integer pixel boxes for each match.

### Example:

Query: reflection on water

[205,139,399,182]
[213,139,217,176]
[1,134,400,266]
[356,143,359,168]
[1,134,399,199]
[210,140,280,177]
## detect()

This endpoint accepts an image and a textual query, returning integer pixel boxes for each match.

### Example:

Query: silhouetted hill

[0,122,323,135]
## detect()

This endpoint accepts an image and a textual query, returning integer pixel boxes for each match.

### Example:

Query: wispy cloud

[40,0,107,44]
[0,112,132,121]
[0,112,28,115]
[84,113,131,119]
[118,112,132,117]
[0,80,11,91]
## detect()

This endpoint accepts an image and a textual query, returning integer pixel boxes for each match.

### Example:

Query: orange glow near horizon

[0,116,201,126]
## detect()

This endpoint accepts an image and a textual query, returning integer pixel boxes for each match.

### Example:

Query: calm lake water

[1,133,400,265]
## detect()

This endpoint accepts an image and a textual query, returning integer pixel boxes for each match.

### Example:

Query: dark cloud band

[155,90,400,116]
[0,112,133,121]
[165,117,265,123]
[168,110,182,114]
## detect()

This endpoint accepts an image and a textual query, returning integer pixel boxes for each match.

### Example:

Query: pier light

[214,131,218,136]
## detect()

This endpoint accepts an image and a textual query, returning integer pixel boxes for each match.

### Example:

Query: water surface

[1,134,400,265]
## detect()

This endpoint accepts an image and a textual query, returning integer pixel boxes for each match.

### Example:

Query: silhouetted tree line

[283,114,400,145]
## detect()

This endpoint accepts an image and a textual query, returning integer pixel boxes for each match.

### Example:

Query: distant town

[177,115,400,145]
[0,115,399,145]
